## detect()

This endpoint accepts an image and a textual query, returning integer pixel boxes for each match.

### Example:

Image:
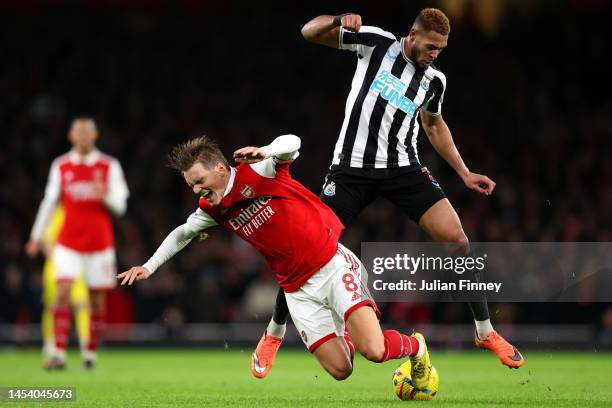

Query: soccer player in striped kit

[26,117,129,369]
[118,135,434,386]
[252,8,524,377]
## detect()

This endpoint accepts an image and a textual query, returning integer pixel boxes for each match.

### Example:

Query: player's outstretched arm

[301,14,361,48]
[420,111,496,196]
[117,209,216,285]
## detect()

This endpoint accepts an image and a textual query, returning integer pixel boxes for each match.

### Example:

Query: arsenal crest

[240,184,254,198]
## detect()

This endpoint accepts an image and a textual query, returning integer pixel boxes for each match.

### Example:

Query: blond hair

[167,136,228,171]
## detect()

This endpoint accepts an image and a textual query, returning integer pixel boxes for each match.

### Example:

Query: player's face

[183,161,229,206]
[68,120,98,154]
[407,28,448,70]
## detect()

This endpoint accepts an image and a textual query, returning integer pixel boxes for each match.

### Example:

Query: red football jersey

[35,150,128,252]
[199,162,344,292]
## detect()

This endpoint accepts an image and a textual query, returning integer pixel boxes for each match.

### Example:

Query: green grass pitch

[0,348,610,407]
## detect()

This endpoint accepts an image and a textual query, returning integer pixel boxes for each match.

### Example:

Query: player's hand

[233,146,267,164]
[40,241,54,258]
[340,14,362,32]
[463,172,496,196]
[117,266,151,285]
[25,240,41,258]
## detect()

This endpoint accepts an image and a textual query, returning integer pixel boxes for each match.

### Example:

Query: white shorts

[53,244,117,289]
[285,243,380,352]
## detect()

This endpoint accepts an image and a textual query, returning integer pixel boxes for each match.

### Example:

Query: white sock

[43,340,56,360]
[266,319,286,339]
[413,336,425,359]
[475,319,494,340]
[82,349,97,362]
[55,348,67,361]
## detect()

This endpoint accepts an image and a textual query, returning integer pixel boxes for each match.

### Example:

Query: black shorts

[319,164,447,227]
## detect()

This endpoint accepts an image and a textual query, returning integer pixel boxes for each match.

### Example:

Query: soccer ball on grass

[392,360,439,401]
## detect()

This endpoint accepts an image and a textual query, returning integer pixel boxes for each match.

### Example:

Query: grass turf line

[0,349,610,407]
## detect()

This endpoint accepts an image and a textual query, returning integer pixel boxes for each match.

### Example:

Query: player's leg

[384,168,493,332]
[419,199,524,367]
[51,279,72,367]
[344,305,432,388]
[311,337,353,381]
[252,166,377,378]
[83,288,105,368]
[43,258,90,365]
[251,286,286,378]
[283,273,354,381]
[70,276,90,363]
[385,166,523,368]
[418,199,488,320]
[82,247,117,368]
[41,255,57,363]
[330,244,432,388]
[46,244,82,369]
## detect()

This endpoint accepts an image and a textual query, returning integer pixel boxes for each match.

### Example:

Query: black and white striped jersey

[331,26,447,169]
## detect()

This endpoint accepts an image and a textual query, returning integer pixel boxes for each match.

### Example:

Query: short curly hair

[167,136,228,172]
[414,8,450,36]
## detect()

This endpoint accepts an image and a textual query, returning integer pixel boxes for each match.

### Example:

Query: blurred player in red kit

[26,117,129,370]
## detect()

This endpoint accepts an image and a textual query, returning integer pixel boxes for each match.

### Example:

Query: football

[392,361,439,401]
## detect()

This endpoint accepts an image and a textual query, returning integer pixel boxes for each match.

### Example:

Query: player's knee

[447,230,470,254]
[359,341,386,362]
[55,284,71,306]
[327,363,352,381]
[321,356,353,381]
[89,290,105,312]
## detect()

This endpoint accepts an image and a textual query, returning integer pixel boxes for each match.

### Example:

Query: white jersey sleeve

[339,26,397,55]
[30,159,61,241]
[142,209,217,274]
[250,134,301,178]
[103,159,130,216]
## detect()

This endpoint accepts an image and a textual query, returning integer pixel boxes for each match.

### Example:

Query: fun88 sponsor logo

[369,70,419,117]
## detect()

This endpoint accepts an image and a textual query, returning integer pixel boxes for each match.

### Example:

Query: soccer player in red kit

[26,117,129,370]
[118,135,433,386]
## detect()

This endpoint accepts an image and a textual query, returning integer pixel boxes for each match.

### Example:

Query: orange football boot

[475,330,524,369]
[251,331,283,379]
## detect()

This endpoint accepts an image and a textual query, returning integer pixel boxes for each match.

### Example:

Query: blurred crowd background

[1,0,611,346]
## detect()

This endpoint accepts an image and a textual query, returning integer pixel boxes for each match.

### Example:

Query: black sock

[467,261,490,321]
[446,248,491,321]
[272,286,289,325]
[468,300,490,321]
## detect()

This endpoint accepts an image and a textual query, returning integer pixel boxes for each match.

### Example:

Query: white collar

[223,166,236,197]
[400,37,433,76]
[68,149,100,165]
[400,38,415,65]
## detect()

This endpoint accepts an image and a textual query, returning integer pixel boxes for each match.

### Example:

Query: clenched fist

[340,14,362,32]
